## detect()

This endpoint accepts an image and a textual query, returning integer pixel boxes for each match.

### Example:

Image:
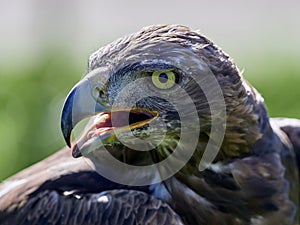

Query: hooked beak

[61,78,107,150]
[61,75,158,158]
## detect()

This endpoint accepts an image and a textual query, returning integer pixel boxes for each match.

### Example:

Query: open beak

[61,77,158,158]
[61,78,107,148]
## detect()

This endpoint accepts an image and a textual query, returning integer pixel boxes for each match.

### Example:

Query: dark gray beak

[61,78,107,148]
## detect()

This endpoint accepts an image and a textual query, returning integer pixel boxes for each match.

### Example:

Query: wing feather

[1,189,184,225]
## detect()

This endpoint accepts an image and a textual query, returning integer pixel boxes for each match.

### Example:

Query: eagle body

[0,25,299,225]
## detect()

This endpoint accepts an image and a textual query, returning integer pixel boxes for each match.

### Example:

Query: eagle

[0,24,299,225]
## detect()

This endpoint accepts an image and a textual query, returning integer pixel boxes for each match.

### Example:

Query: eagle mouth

[72,108,158,157]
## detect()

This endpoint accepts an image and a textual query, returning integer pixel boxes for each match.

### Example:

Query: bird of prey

[0,24,299,225]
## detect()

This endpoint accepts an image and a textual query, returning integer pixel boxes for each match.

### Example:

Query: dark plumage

[0,25,299,225]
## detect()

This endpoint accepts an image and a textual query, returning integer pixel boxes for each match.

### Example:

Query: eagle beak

[61,78,107,150]
[61,71,158,159]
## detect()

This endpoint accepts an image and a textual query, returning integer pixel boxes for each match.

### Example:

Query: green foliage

[0,51,299,181]
[241,52,300,118]
[0,52,85,180]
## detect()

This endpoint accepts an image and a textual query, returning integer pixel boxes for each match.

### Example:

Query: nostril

[95,87,107,102]
[99,89,105,98]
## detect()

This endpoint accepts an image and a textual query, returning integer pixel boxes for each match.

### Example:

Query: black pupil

[158,73,169,83]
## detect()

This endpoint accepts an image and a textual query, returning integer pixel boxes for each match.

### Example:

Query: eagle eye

[151,71,178,89]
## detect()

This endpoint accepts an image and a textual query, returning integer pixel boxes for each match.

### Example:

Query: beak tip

[72,144,82,158]
[66,140,72,148]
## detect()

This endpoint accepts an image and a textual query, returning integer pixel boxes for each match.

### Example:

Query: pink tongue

[88,127,114,138]
[95,113,112,128]
[95,127,114,135]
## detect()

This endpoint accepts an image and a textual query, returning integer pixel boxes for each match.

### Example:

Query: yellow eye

[151,71,177,89]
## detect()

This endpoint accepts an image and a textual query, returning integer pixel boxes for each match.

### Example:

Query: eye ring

[151,71,177,89]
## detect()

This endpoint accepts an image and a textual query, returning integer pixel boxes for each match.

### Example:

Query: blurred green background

[0,0,299,181]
